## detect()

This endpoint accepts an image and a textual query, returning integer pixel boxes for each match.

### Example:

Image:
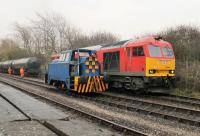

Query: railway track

[3,74,200,106]
[1,74,200,128]
[3,73,200,107]
[0,74,147,136]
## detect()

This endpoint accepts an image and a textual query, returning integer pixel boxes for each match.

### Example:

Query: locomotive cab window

[162,46,174,58]
[148,45,162,57]
[132,47,144,56]
[72,51,90,61]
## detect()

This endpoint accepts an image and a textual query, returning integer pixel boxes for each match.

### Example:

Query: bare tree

[3,12,119,65]
[31,13,57,54]
[14,23,32,52]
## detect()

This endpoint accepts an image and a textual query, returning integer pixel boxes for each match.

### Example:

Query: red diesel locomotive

[84,37,175,92]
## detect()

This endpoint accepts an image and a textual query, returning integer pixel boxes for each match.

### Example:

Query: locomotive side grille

[74,76,108,93]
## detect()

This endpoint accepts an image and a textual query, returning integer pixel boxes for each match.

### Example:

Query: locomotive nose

[146,58,175,76]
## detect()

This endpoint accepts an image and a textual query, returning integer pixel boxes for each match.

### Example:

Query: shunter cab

[46,49,108,93]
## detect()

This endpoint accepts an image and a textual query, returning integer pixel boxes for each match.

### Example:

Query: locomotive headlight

[149,70,156,74]
[169,70,175,74]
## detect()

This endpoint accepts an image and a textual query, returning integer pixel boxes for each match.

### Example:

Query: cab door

[131,46,145,72]
[126,47,132,71]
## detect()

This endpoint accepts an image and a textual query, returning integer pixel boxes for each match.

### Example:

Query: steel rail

[2,73,200,106]
[0,76,147,136]
[2,73,200,105]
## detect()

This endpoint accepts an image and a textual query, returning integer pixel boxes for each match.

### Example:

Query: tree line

[0,13,119,62]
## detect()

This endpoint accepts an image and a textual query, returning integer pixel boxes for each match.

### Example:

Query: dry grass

[176,61,200,92]
[171,88,200,99]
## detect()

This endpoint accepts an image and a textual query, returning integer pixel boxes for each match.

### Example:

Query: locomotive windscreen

[103,51,120,72]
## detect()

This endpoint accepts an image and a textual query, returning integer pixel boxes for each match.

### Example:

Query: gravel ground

[81,97,200,136]
[95,95,200,121]
[1,77,200,136]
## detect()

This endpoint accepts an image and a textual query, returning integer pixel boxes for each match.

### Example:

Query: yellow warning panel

[85,61,89,65]
[85,69,89,73]
[89,65,92,69]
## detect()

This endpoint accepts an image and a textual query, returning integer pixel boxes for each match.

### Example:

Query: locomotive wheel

[131,81,137,90]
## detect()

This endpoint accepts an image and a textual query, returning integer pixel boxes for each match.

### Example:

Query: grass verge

[170,88,200,99]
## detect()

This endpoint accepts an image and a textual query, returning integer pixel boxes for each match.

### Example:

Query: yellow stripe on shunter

[93,76,99,92]
[82,84,86,93]
[96,76,102,92]
[74,84,78,91]
[89,80,94,92]
[100,79,105,91]
[78,84,82,93]
[74,77,79,91]
[85,77,91,93]
[93,77,96,92]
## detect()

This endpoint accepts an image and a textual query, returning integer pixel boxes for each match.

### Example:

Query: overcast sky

[0,0,200,39]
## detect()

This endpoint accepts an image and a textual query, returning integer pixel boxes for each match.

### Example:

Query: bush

[160,25,200,91]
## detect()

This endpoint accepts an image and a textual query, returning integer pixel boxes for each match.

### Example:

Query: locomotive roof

[80,37,171,51]
[101,40,130,48]
[81,40,130,50]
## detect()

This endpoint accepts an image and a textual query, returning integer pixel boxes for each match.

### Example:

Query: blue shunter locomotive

[45,49,108,93]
